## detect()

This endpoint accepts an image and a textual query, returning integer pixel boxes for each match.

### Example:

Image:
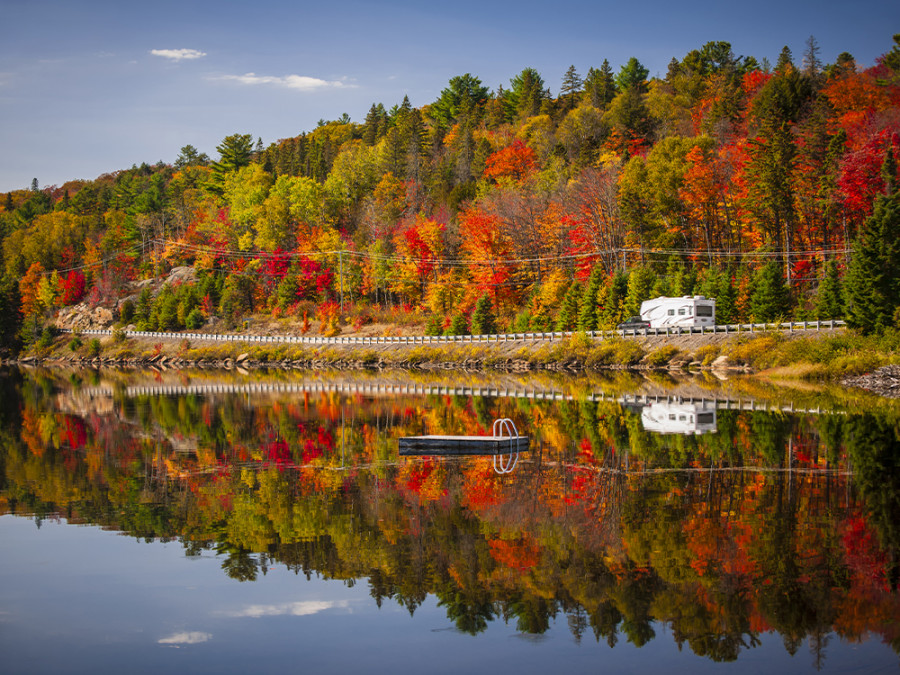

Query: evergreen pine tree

[882,145,896,197]
[445,312,469,336]
[555,281,583,331]
[470,294,497,335]
[714,271,738,324]
[649,274,670,299]
[0,275,21,354]
[815,260,843,320]
[624,266,655,316]
[577,266,605,331]
[670,262,696,297]
[363,104,381,145]
[560,65,583,110]
[695,268,735,323]
[425,314,443,336]
[697,267,719,299]
[750,261,790,322]
[845,193,900,334]
[598,271,629,328]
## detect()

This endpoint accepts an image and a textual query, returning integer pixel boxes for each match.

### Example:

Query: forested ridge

[3,36,900,354]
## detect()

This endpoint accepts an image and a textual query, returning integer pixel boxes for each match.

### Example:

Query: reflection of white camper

[640,403,717,435]
[640,295,716,328]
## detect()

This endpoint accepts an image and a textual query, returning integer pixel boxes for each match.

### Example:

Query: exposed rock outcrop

[55,304,115,331]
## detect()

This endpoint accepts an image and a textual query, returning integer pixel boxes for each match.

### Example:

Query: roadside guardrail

[58,320,846,346]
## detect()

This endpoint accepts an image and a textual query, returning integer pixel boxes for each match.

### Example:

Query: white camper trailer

[639,295,716,329]
[640,402,717,435]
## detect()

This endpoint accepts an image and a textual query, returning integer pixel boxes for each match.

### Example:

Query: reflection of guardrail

[58,319,846,346]
[77,381,837,415]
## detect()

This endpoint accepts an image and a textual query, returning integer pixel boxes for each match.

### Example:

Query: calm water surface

[1,367,898,674]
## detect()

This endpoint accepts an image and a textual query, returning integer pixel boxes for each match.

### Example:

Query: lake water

[1,366,898,674]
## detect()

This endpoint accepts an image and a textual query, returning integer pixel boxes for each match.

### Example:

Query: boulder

[56,303,115,331]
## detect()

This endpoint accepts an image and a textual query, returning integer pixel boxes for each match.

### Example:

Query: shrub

[611,339,645,365]
[68,336,82,352]
[568,331,594,351]
[351,311,372,331]
[87,338,101,358]
[645,345,680,367]
[37,326,56,349]
[694,344,721,366]
[119,299,135,325]
[318,301,341,337]
[185,308,204,330]
[726,335,781,367]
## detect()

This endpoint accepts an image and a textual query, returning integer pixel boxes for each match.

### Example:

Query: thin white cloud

[151,49,207,61]
[216,600,348,618]
[158,631,212,645]
[217,73,352,91]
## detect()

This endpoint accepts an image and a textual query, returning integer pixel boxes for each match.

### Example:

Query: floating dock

[399,434,530,456]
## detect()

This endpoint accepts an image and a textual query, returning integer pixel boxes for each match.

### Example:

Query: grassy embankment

[29,323,900,382]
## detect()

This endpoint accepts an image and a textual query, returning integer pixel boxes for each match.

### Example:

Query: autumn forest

[3,36,900,350]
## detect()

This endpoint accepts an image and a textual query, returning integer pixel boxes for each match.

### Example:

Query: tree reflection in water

[1,368,899,662]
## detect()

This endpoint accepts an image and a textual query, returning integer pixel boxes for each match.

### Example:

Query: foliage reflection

[1,368,898,663]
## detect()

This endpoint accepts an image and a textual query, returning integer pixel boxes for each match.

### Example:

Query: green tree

[743,60,810,253]
[583,60,617,110]
[430,74,489,129]
[703,268,738,324]
[555,281,583,331]
[557,104,606,166]
[606,60,654,153]
[615,57,649,92]
[211,133,254,192]
[174,144,210,169]
[844,193,900,333]
[625,266,655,316]
[559,65,583,110]
[509,68,547,120]
[750,261,790,322]
[445,312,469,336]
[598,271,629,328]
[814,260,843,320]
[578,266,605,331]
[470,294,497,335]
[0,275,21,353]
[219,274,256,327]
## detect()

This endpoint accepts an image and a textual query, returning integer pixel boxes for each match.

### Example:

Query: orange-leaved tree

[458,207,517,312]
[483,139,538,183]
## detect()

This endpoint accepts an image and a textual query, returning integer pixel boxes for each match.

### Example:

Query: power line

[153,238,851,268]
[34,236,853,283]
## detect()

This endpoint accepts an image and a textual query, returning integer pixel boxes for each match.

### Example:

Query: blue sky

[1,0,897,193]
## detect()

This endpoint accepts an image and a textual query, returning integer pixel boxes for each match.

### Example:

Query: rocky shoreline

[842,365,900,398]
[14,327,900,400]
[8,351,740,374]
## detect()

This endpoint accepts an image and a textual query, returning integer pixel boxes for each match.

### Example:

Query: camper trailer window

[697,306,713,317]
[678,308,686,315]
[667,309,675,315]
[697,413,714,424]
